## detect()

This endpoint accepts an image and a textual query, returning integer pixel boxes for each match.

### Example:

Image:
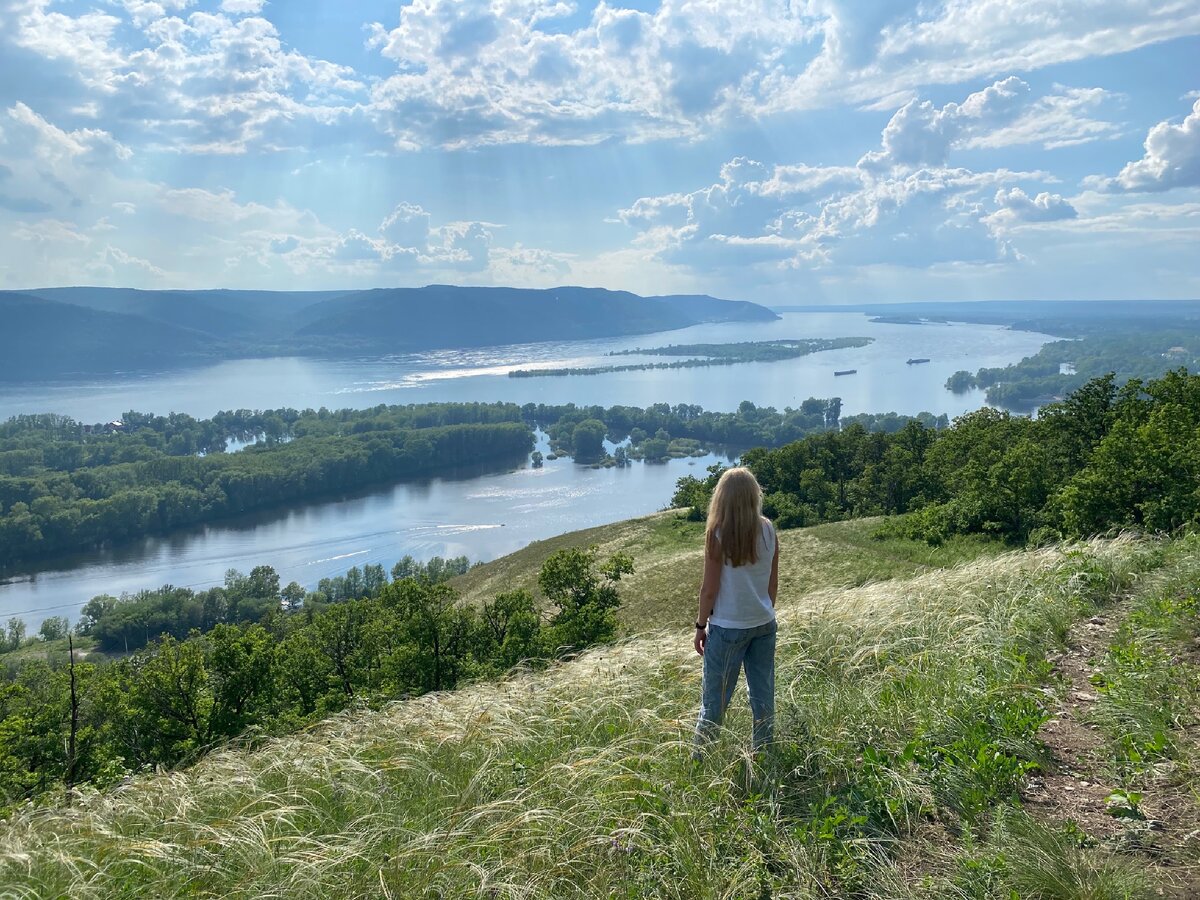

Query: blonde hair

[705,467,764,567]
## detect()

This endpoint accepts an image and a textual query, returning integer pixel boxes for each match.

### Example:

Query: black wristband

[695,621,706,629]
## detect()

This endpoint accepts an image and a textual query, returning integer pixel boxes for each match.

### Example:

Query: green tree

[538,548,634,653]
[37,616,70,642]
[571,419,607,461]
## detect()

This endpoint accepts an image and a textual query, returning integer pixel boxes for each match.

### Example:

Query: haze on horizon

[0,0,1197,304]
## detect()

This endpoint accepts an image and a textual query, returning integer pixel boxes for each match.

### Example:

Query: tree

[571,419,607,461]
[5,618,26,652]
[824,397,842,429]
[128,635,211,764]
[38,617,70,642]
[538,548,634,653]
[280,581,306,612]
[480,589,542,667]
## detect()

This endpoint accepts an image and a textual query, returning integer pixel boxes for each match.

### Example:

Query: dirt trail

[1025,610,1200,896]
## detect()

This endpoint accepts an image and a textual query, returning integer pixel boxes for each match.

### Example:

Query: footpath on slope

[1024,554,1200,898]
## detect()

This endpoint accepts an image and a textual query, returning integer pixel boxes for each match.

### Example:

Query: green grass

[455,511,1005,634]
[0,530,1178,899]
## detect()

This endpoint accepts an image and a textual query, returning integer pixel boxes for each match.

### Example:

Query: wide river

[0,312,1051,629]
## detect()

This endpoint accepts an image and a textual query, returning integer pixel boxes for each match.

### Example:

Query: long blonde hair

[705,467,764,567]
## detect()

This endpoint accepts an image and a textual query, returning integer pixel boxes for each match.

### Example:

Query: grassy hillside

[4,516,1198,898]
[455,511,1001,632]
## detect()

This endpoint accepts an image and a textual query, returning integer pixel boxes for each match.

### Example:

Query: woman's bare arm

[694,540,722,655]
[768,525,779,608]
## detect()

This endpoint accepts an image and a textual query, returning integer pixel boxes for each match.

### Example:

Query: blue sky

[0,0,1197,303]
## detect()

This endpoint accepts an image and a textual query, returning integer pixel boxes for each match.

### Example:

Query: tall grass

[0,536,1169,899]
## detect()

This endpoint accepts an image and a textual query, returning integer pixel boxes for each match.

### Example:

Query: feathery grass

[0,533,1172,898]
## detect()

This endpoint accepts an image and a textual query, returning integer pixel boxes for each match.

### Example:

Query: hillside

[27,287,354,339]
[0,292,220,381]
[293,285,778,352]
[2,284,779,381]
[3,516,1197,898]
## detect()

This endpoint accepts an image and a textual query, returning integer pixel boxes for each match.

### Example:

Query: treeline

[0,403,533,566]
[946,332,1199,409]
[606,338,871,360]
[0,399,950,566]
[675,370,1200,545]
[509,337,871,377]
[522,400,945,463]
[62,556,475,655]
[0,547,632,813]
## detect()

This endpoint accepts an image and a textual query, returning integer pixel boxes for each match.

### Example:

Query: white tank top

[709,519,776,629]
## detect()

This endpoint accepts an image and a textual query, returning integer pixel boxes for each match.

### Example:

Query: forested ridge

[1,285,778,380]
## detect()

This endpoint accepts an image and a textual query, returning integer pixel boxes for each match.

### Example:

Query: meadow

[3,513,1196,898]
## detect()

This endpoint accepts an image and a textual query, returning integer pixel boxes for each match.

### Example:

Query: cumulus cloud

[615,75,1120,281]
[1096,98,1200,192]
[860,77,1030,170]
[859,78,1121,171]
[379,202,432,250]
[330,229,383,262]
[614,80,1099,277]
[3,1,364,154]
[361,0,1199,149]
[986,187,1078,227]
[2,0,1192,152]
[6,102,131,165]
[220,0,265,14]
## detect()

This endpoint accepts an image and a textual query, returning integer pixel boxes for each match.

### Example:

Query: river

[0,312,1050,630]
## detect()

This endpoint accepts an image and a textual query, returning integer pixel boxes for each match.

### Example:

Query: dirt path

[1023,610,1200,896]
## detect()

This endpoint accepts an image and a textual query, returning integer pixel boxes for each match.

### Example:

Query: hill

[3,515,1196,897]
[2,284,779,381]
[26,287,354,339]
[0,291,220,381]
[292,284,778,353]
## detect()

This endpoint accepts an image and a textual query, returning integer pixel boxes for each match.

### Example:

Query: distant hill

[293,285,777,352]
[2,284,778,380]
[26,287,354,340]
[0,292,219,381]
[773,299,1200,337]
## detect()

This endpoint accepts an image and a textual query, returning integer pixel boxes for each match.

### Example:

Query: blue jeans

[694,619,777,751]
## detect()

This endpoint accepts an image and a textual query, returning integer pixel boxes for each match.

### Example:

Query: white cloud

[330,229,383,262]
[965,87,1124,150]
[6,102,131,165]
[859,78,1121,171]
[782,1,1200,114]
[11,218,92,244]
[221,0,265,14]
[985,187,1078,227]
[362,0,1200,149]
[1097,98,1200,192]
[379,202,432,250]
[3,2,364,155]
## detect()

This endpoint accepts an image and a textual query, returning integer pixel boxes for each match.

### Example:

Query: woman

[693,466,779,753]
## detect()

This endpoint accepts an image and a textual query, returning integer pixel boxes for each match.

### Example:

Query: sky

[0,0,1197,304]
